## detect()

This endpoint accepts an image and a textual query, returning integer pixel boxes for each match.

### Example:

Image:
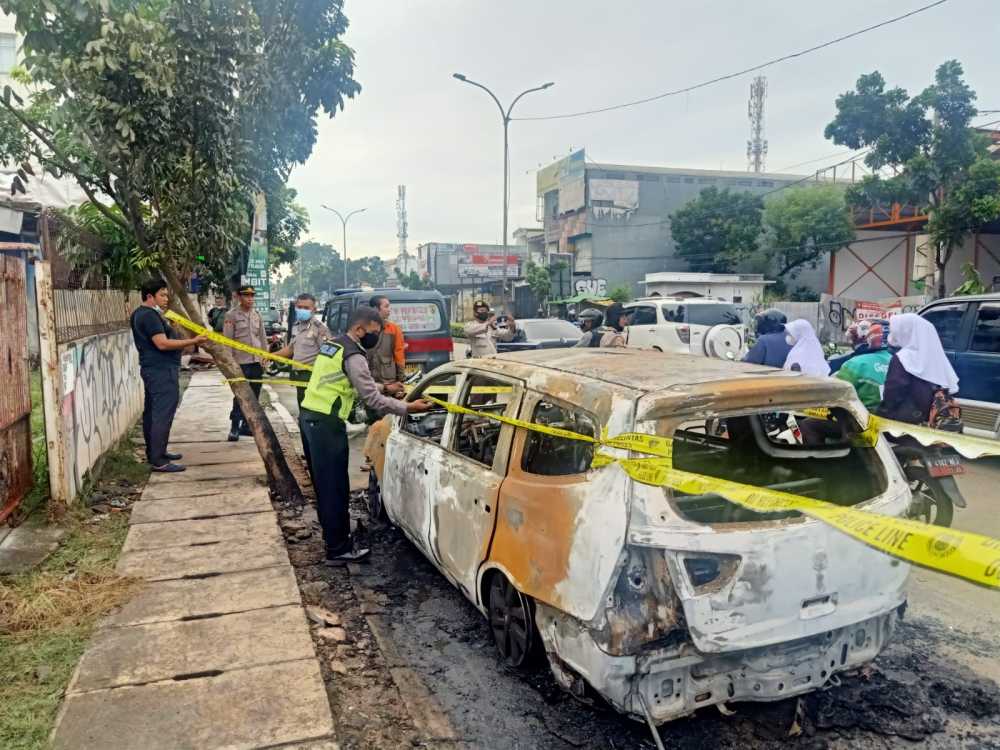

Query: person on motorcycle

[829,319,887,374]
[876,313,959,425]
[743,308,792,368]
[833,323,890,411]
[782,319,830,377]
[272,293,329,405]
[574,308,606,348]
[598,303,630,348]
[207,294,228,333]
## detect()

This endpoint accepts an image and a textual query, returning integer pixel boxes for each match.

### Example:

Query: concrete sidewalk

[52,370,337,750]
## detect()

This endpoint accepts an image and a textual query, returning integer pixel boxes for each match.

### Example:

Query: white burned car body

[367,348,911,725]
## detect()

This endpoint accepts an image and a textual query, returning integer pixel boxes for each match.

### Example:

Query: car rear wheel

[487,573,538,669]
[365,471,387,522]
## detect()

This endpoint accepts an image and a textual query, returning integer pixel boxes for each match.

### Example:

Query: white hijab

[887,313,960,394]
[783,319,830,377]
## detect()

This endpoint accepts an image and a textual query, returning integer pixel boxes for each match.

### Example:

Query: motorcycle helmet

[754,308,787,336]
[578,308,603,330]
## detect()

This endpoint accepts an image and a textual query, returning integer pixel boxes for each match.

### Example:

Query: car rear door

[624,304,657,348]
[429,372,523,601]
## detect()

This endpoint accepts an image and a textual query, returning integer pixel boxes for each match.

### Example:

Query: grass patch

[0,432,148,750]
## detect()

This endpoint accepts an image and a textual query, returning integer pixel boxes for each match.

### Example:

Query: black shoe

[227,429,239,442]
[239,426,253,437]
[324,548,371,566]
[164,452,183,461]
[151,463,187,473]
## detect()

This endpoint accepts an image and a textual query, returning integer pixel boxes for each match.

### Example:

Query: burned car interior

[668,408,888,524]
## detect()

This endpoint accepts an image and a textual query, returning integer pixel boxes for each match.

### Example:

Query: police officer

[300,305,432,564]
[223,285,267,440]
[573,308,606,348]
[272,293,327,405]
[464,300,516,357]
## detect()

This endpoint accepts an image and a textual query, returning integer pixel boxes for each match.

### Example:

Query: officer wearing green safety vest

[299,305,432,565]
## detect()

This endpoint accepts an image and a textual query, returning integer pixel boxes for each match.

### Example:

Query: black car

[495,318,583,353]
[919,293,1000,438]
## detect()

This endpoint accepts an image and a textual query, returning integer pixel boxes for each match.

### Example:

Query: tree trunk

[160,264,304,504]
[935,242,953,299]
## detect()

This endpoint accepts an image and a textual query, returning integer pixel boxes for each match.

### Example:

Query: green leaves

[670,187,764,274]
[762,184,853,277]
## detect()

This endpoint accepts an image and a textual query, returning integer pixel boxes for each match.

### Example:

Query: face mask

[153,305,163,313]
[786,335,795,346]
[475,311,490,321]
[294,308,313,323]
[359,331,380,349]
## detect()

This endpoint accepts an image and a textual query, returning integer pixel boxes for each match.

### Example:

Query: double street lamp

[321,205,367,289]
[452,73,554,309]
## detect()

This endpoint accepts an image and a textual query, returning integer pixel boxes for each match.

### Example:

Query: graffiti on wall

[818,293,926,344]
[58,330,143,499]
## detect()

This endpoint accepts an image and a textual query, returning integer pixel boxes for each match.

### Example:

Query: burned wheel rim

[487,574,536,668]
[909,479,953,528]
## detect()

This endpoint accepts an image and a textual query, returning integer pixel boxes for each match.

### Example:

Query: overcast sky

[288,0,999,261]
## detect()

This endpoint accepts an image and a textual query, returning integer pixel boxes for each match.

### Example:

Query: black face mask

[475,311,490,321]
[359,331,380,349]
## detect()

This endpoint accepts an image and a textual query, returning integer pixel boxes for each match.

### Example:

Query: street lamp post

[452,74,553,310]
[321,205,367,289]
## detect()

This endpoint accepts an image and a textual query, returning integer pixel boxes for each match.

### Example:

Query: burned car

[365,348,911,725]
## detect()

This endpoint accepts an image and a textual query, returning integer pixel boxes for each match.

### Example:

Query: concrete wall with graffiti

[56,330,142,501]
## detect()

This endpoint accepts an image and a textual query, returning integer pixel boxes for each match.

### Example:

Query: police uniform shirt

[290,316,328,366]
[223,307,266,364]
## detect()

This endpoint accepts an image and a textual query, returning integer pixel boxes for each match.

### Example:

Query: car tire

[486,572,540,670]
[365,471,388,523]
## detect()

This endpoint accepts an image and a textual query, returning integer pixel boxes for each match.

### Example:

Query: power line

[776,149,865,172]
[513,0,949,122]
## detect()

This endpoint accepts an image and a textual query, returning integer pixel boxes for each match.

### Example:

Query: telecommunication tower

[396,185,408,258]
[746,76,768,173]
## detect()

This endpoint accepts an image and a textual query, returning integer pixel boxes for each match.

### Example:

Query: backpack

[928,388,963,433]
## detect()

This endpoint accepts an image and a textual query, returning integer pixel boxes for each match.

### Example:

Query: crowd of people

[744,307,961,429]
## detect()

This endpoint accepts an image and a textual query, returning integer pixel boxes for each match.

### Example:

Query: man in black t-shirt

[130,278,206,472]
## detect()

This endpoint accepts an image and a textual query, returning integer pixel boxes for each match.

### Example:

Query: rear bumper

[538,604,902,726]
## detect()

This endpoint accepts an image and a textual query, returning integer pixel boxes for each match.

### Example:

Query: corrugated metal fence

[54,289,141,344]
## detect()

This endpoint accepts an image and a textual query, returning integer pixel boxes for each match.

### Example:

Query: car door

[429,371,523,601]
[382,370,459,555]
[920,300,971,390]
[624,304,658,348]
[961,301,1000,421]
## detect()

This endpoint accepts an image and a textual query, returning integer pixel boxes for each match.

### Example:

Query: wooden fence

[54,289,141,344]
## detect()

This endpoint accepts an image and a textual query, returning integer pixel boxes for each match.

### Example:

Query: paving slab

[107,566,301,627]
[141,475,267,501]
[145,461,265,484]
[130,490,272,524]
[74,605,314,690]
[53,658,334,750]
[170,448,263,467]
[0,514,66,574]
[117,534,289,581]
[122,513,281,553]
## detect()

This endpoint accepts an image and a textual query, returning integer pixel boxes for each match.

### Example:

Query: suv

[321,289,453,375]
[624,297,747,360]
[364,348,909,726]
[918,293,1000,439]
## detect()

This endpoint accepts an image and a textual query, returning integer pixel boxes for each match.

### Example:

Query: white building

[641,272,773,303]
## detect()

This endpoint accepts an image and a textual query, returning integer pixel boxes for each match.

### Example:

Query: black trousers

[299,407,352,555]
[290,368,310,406]
[141,366,180,466]
[230,362,264,429]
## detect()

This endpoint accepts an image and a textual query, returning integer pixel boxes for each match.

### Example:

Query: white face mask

[785,335,795,346]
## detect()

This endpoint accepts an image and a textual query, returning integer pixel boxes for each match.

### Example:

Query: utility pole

[321,205,366,289]
[747,76,768,173]
[452,74,554,310]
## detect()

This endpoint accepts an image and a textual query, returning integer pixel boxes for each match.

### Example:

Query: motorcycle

[264,328,289,377]
[892,442,966,527]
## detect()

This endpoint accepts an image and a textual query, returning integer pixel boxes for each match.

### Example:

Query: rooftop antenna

[396,185,408,259]
[747,76,768,173]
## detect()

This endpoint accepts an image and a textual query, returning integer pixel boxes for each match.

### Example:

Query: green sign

[242,194,270,312]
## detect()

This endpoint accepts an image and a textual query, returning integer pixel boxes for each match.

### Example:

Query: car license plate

[927,455,964,477]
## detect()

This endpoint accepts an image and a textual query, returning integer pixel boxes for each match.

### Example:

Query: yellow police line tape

[165,310,312,372]
[803,408,1000,459]
[424,395,1000,589]
[224,378,515,396]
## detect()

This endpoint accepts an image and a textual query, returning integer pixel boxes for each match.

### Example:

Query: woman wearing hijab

[782,319,830,377]
[876,313,959,425]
